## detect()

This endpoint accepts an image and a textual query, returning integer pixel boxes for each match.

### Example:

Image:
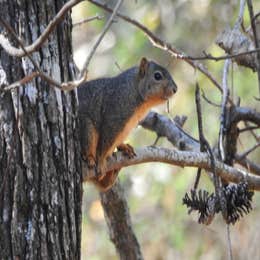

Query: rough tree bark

[0,1,82,259]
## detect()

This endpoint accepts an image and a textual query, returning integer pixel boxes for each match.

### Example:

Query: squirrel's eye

[154,71,163,81]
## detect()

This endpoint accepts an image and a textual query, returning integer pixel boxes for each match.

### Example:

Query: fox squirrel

[77,57,177,191]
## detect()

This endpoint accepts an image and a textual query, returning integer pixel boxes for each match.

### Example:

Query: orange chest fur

[106,97,165,156]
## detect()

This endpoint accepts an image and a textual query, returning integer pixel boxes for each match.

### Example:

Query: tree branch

[236,142,260,159]
[219,59,231,161]
[83,146,260,191]
[231,106,260,125]
[73,14,103,27]
[235,155,260,176]
[141,112,200,151]
[180,48,260,62]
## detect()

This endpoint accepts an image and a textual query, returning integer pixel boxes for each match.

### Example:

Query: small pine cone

[223,182,254,224]
[183,189,216,225]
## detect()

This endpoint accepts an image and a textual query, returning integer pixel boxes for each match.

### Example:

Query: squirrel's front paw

[117,143,136,158]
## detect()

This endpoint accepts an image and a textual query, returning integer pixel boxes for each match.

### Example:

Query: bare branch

[79,0,123,78]
[219,59,231,161]
[231,106,260,125]
[73,14,103,27]
[195,85,227,220]
[83,147,260,191]
[247,0,260,94]
[239,125,259,133]
[193,85,204,189]
[254,12,260,21]
[0,0,82,57]
[244,121,260,143]
[236,155,260,176]
[236,142,260,159]
[141,111,259,188]
[140,112,200,151]
[201,88,221,107]
[2,72,39,91]
[1,68,87,91]
[237,0,246,27]
[226,224,233,260]
[182,48,260,62]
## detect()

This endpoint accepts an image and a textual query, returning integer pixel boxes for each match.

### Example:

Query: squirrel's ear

[138,57,149,78]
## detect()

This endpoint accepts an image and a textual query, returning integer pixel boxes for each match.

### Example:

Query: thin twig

[196,86,228,221]
[2,72,39,91]
[236,0,246,28]
[195,85,222,201]
[194,87,204,137]
[247,0,260,95]
[184,48,260,61]
[201,88,221,107]
[114,61,123,72]
[235,155,260,176]
[239,125,259,133]
[79,0,123,78]
[227,225,233,260]
[194,84,205,189]
[218,59,231,161]
[141,112,200,152]
[0,0,82,57]
[253,12,260,21]
[193,168,202,190]
[73,14,103,27]
[232,107,260,126]
[237,142,260,159]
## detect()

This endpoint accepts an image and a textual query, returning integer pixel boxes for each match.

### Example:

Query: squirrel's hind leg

[80,117,99,168]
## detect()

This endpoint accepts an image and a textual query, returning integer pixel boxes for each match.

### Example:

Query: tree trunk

[0,1,82,259]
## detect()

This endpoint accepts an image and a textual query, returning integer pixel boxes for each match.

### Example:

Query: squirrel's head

[137,57,177,102]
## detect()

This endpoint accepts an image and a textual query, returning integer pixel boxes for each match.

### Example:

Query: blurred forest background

[72,1,260,259]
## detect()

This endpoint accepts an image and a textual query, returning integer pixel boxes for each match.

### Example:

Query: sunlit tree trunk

[0,0,82,259]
